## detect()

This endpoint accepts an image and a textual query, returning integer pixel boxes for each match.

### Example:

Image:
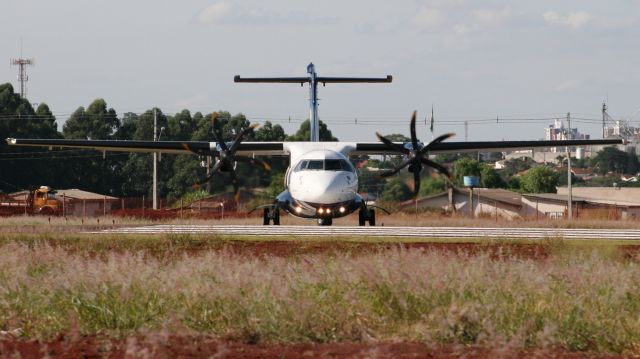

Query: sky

[1,0,640,142]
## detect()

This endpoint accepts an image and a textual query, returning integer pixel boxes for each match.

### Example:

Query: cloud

[555,80,578,92]
[543,11,593,29]
[196,1,337,26]
[473,8,511,27]
[453,24,477,36]
[197,2,233,24]
[413,7,446,27]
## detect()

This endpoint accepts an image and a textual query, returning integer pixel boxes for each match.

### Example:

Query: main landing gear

[358,208,375,226]
[317,218,332,226]
[263,207,280,225]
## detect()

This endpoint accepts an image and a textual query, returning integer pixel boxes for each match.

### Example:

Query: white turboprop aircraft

[6,63,623,226]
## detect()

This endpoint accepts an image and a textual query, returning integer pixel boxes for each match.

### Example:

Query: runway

[95,225,640,240]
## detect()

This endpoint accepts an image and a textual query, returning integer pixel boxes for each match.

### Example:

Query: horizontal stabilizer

[316,76,392,83]
[234,76,309,83]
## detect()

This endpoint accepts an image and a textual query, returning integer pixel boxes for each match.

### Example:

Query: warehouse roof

[55,189,118,200]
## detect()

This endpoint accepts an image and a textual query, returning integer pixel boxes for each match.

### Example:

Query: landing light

[339,206,346,213]
[295,206,302,213]
[326,208,332,214]
[317,208,324,214]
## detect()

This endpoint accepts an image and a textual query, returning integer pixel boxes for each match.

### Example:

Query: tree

[265,172,285,198]
[357,169,384,196]
[480,164,504,188]
[286,119,338,141]
[0,84,64,193]
[591,146,640,175]
[418,176,446,197]
[453,158,482,185]
[381,177,412,201]
[501,157,535,178]
[519,166,559,193]
[63,99,119,140]
[255,121,286,141]
[59,99,123,195]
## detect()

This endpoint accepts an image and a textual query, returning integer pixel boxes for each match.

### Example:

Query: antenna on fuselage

[234,63,392,142]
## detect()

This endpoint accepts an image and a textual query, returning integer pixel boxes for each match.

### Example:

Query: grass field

[1,230,640,356]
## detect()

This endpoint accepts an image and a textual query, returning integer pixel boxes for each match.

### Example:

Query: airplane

[5,63,623,226]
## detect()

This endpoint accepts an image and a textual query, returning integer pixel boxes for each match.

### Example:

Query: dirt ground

[0,334,624,358]
[170,240,640,262]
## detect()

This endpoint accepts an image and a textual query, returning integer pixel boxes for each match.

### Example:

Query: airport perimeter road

[95,225,640,240]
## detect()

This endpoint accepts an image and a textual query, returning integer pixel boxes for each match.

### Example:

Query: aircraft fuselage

[275,148,362,220]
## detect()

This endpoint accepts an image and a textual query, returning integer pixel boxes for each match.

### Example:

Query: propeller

[194,113,271,200]
[376,111,454,197]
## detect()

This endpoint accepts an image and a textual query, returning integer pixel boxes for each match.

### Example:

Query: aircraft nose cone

[292,172,355,204]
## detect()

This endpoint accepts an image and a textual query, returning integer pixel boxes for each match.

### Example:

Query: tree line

[0,83,341,199]
[1,82,637,202]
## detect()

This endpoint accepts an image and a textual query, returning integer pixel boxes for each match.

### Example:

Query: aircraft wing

[6,137,624,157]
[350,138,624,155]
[5,138,288,156]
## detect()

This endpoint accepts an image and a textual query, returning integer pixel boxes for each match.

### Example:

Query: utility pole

[602,102,607,139]
[153,108,158,210]
[464,121,468,142]
[566,112,572,220]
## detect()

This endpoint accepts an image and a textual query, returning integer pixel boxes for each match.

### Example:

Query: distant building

[402,187,640,220]
[544,119,590,153]
[604,120,640,141]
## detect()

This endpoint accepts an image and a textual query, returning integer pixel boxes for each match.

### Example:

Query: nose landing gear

[358,208,376,226]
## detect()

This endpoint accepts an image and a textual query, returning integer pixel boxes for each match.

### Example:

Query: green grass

[0,237,640,354]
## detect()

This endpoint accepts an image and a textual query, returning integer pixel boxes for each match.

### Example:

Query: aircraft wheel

[317,218,332,226]
[358,209,366,226]
[368,209,376,226]
[273,209,280,225]
[263,208,270,225]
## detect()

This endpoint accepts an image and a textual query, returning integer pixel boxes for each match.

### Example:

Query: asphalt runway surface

[95,225,640,240]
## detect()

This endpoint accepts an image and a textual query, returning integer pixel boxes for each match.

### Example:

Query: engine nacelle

[218,159,237,172]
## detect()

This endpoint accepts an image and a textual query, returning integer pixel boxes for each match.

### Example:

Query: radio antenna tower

[11,41,34,98]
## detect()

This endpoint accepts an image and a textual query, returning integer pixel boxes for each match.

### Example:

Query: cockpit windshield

[307,160,323,170]
[293,159,355,172]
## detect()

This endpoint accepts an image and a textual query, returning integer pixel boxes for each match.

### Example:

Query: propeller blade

[229,123,259,153]
[413,163,421,197]
[194,172,215,187]
[234,156,272,171]
[210,159,224,173]
[420,133,455,154]
[421,158,451,178]
[410,111,419,151]
[229,168,240,201]
[211,114,228,152]
[376,132,410,154]
[193,159,225,187]
[378,158,412,178]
